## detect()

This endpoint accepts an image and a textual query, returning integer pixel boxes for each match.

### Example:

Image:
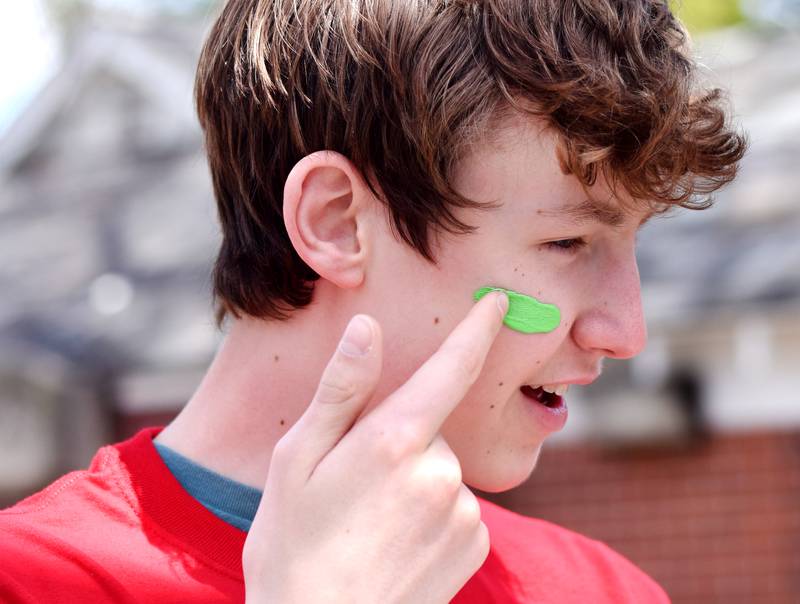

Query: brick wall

[481,430,800,604]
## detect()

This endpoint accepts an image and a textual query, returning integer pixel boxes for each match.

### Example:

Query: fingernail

[339,315,373,356]
[496,292,509,317]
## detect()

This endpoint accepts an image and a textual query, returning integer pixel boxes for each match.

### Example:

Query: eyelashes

[544,232,642,255]
[545,238,587,253]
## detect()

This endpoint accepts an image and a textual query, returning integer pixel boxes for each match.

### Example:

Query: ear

[283,151,372,289]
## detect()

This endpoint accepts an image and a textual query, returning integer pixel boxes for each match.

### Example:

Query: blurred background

[0,0,798,602]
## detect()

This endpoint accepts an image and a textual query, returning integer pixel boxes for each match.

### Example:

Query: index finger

[361,290,508,449]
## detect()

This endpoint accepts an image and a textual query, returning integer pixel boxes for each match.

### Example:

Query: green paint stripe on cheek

[473,286,561,334]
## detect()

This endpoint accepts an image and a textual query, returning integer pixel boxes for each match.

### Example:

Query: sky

[0,0,793,139]
[0,0,208,137]
[0,1,60,136]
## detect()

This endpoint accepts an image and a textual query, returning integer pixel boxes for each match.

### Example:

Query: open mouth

[520,385,564,408]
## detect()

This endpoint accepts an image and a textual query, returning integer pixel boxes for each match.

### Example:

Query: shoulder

[1,442,123,526]
[476,497,670,603]
[2,442,128,521]
[1,427,244,602]
[2,427,164,524]
[0,441,137,567]
[0,436,161,601]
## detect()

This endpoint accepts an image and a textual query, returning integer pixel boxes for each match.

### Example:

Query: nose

[571,250,648,360]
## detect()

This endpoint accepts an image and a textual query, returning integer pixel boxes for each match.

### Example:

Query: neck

[154,285,346,490]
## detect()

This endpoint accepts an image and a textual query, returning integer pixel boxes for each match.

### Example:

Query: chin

[463,445,543,493]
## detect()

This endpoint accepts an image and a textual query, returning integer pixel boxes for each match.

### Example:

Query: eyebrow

[539,199,657,228]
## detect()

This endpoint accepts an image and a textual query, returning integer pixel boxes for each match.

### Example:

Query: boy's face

[358,115,653,493]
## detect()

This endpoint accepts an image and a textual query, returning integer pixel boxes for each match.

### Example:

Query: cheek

[458,327,567,413]
[501,275,579,345]
[488,333,556,385]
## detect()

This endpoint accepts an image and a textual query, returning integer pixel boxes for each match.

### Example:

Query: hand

[242,291,509,604]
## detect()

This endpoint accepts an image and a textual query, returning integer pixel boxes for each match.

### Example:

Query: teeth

[541,384,569,396]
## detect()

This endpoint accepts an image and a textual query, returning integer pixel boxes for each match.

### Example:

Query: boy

[0,0,746,602]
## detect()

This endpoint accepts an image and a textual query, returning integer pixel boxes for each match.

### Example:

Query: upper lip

[526,374,600,387]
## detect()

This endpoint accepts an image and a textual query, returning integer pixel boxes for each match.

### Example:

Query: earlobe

[283,151,369,289]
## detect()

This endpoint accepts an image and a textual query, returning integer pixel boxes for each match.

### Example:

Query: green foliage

[670,0,746,33]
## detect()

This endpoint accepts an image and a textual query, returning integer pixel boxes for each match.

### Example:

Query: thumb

[285,314,383,480]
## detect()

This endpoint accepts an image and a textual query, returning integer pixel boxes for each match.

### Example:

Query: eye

[546,238,587,253]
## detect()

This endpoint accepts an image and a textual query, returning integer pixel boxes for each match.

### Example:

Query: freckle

[521,273,525,277]
[280,419,285,425]
[498,381,504,386]
[490,404,495,409]
[434,316,439,324]
[274,354,279,361]
[486,449,491,454]
[514,267,518,272]
[536,360,541,365]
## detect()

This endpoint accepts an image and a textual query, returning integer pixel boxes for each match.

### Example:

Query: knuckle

[411,456,462,508]
[473,521,491,562]
[316,374,360,405]
[454,488,482,528]
[270,434,294,467]
[436,457,463,493]
[372,421,417,463]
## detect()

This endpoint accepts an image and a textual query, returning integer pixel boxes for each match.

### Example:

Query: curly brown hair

[195,0,747,326]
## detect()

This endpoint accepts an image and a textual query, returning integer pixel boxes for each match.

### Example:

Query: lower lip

[520,387,568,432]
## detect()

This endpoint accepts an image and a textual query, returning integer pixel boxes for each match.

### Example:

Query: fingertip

[495,291,509,318]
[339,314,374,357]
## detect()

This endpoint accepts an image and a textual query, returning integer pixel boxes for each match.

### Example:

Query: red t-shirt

[0,427,670,603]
